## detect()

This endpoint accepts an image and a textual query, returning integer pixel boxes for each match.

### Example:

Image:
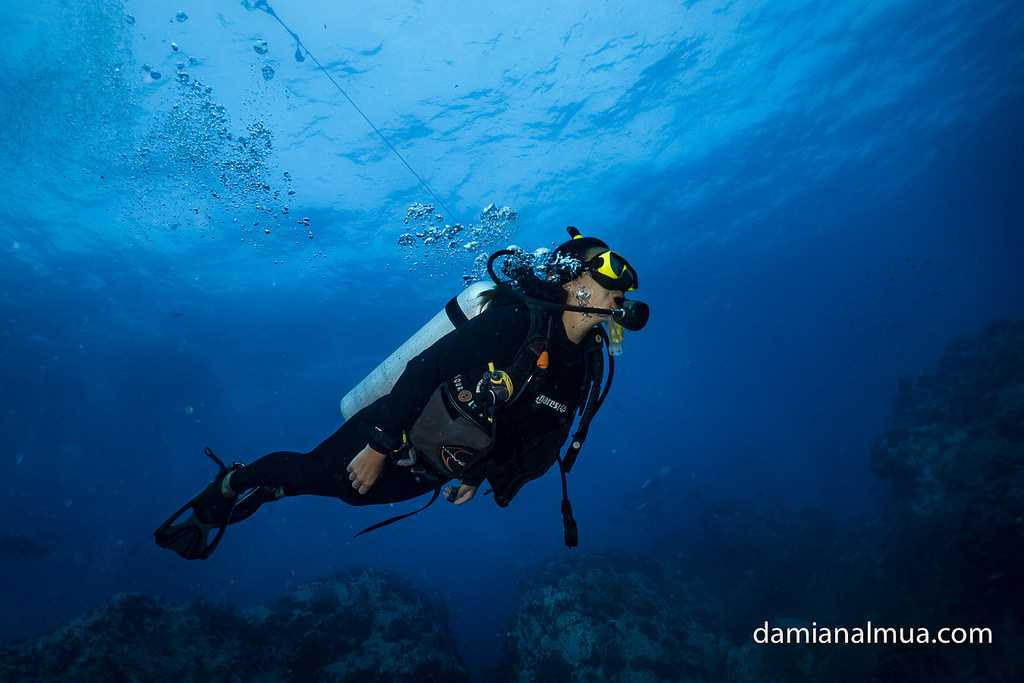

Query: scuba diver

[154,227,650,560]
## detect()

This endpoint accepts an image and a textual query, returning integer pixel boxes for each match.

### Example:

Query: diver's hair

[476,287,501,311]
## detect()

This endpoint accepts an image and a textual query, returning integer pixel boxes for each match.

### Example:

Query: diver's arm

[364,302,530,453]
[459,458,489,488]
[483,418,577,506]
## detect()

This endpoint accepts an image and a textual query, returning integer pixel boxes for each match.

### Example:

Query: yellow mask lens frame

[591,251,637,291]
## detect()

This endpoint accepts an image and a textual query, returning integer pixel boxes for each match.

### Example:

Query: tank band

[445,295,469,327]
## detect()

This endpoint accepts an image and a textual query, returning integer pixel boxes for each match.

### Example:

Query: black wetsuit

[229,299,596,515]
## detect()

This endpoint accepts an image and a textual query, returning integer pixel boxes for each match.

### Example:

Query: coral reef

[732,319,1024,682]
[496,320,1023,683]
[872,319,1024,610]
[0,569,467,683]
[500,555,728,683]
[250,570,465,682]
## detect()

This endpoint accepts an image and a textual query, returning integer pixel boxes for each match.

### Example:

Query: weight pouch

[409,385,494,478]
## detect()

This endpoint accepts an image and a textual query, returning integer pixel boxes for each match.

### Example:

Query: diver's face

[590,279,624,312]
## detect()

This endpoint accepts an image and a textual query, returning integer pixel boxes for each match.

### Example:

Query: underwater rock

[501,555,727,682]
[871,319,1024,606]
[0,569,467,682]
[724,318,1024,683]
[616,321,1024,683]
[0,594,240,682]
[250,570,467,682]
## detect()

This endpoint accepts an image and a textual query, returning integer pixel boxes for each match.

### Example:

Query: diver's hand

[347,445,386,495]
[446,484,478,505]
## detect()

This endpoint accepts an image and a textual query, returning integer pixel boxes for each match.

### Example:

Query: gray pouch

[409,386,493,478]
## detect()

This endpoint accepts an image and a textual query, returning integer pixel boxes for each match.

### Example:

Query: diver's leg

[225,485,283,524]
[156,421,440,558]
[226,418,438,512]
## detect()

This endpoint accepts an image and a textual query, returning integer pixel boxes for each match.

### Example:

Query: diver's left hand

[347,444,386,495]
[446,484,478,505]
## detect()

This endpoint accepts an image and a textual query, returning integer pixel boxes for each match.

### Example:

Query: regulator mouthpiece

[613,300,649,332]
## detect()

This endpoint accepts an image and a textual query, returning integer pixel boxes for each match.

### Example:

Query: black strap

[551,326,616,547]
[353,486,441,538]
[506,306,551,405]
[563,330,613,474]
[556,455,578,548]
[445,295,469,327]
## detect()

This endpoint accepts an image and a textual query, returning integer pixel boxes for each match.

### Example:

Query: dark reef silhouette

[497,555,728,682]
[872,319,1024,614]
[0,569,467,682]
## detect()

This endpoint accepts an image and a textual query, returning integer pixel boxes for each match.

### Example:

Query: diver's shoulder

[476,297,533,336]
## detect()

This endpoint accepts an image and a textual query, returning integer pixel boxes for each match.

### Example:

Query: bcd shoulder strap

[505,305,552,403]
[557,324,613,549]
[562,325,611,473]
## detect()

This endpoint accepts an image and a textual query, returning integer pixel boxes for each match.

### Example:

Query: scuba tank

[339,281,495,419]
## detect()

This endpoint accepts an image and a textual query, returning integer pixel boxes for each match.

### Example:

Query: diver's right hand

[347,445,386,495]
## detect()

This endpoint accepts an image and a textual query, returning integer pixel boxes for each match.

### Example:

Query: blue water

[1,0,1021,677]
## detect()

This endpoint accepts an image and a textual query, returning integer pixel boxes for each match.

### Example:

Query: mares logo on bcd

[535,394,568,413]
[440,445,470,472]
